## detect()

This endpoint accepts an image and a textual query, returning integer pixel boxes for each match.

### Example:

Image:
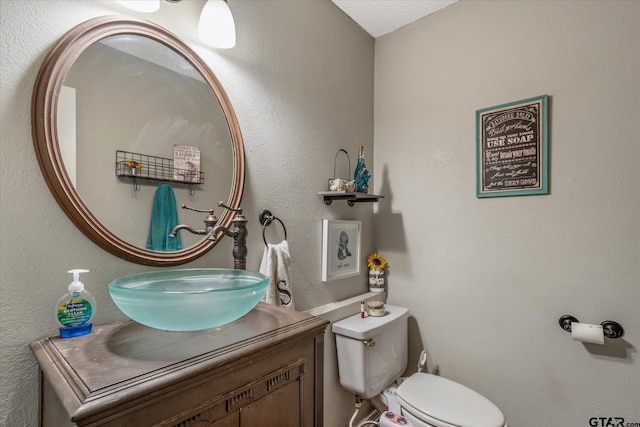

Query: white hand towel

[259,240,295,310]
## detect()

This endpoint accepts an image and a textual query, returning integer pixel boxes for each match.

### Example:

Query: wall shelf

[317,191,384,207]
[115,150,204,185]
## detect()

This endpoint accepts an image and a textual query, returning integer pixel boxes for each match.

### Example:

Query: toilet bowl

[332,305,506,427]
[386,373,506,427]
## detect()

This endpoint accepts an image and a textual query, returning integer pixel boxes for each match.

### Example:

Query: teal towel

[146,184,182,251]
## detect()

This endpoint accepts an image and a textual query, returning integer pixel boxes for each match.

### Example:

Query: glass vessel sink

[108,269,269,331]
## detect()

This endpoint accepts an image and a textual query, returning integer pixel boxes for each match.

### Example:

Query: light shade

[116,0,161,13]
[198,0,236,49]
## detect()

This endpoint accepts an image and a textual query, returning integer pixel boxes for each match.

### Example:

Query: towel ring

[259,210,287,246]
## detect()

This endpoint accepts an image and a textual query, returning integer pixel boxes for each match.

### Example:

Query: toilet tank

[332,304,409,398]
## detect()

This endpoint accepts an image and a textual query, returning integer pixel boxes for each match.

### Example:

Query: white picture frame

[321,219,362,282]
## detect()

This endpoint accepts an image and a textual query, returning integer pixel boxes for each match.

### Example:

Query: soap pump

[55,269,97,338]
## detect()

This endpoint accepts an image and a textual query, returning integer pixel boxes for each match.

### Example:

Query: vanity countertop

[30,303,329,426]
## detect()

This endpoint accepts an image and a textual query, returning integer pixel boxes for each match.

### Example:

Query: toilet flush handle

[363,338,376,347]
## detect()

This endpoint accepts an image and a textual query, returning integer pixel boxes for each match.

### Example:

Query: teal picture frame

[476,95,549,198]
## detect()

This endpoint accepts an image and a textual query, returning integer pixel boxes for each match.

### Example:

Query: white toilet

[332,304,507,427]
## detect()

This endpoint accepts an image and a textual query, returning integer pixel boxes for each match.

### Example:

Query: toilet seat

[396,373,506,427]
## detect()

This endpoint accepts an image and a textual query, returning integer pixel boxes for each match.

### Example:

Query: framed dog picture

[321,219,361,282]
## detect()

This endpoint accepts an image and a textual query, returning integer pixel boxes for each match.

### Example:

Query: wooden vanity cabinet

[30,303,329,427]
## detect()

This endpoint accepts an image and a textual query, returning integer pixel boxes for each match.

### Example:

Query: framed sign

[476,95,548,197]
[321,219,361,282]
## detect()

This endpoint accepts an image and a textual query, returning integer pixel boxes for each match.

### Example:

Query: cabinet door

[240,381,300,427]
[211,412,239,427]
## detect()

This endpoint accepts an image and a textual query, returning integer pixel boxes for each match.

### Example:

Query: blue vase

[353,145,370,193]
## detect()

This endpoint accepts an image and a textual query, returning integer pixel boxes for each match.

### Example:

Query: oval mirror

[32,16,244,266]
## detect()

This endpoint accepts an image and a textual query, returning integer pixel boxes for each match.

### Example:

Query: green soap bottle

[55,269,96,338]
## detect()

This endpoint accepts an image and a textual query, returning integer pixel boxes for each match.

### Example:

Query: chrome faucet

[212,202,248,270]
[169,205,218,237]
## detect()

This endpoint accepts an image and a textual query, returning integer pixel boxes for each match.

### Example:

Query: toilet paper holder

[558,315,625,339]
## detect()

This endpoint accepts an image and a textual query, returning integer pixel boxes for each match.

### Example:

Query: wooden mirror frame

[32,16,245,266]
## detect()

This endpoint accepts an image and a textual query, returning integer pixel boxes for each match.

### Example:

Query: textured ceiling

[331,0,458,38]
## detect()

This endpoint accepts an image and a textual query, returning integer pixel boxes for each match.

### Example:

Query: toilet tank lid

[396,373,505,427]
[331,304,409,339]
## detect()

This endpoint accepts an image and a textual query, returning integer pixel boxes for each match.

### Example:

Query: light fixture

[116,0,236,49]
[116,0,160,13]
[198,0,236,49]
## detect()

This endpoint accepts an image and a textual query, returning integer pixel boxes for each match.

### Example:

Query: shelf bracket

[317,191,383,207]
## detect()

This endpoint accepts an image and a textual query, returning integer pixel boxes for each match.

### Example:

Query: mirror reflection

[32,16,245,266]
[58,34,233,251]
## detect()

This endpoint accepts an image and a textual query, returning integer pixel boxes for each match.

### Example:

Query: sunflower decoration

[124,158,144,169]
[367,253,387,272]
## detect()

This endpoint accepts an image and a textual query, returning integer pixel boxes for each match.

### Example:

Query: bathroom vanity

[30,303,329,426]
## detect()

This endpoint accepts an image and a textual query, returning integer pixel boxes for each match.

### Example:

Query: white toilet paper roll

[571,322,605,345]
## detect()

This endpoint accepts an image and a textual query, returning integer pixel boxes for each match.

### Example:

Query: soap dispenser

[55,269,96,338]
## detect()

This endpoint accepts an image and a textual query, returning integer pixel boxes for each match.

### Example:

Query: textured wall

[0,1,374,425]
[5,1,637,426]
[374,1,640,426]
